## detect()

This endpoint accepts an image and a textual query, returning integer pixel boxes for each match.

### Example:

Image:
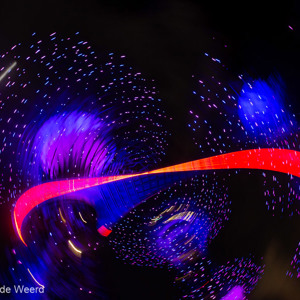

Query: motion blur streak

[14,148,300,245]
[27,268,45,288]
[78,212,87,224]
[68,240,82,256]
[0,61,17,82]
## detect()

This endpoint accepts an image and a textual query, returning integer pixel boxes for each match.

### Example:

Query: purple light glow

[23,110,117,180]
[221,285,244,300]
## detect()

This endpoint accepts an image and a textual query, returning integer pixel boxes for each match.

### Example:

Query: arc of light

[27,268,45,288]
[14,148,300,245]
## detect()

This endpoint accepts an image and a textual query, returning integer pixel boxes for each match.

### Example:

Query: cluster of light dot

[287,241,300,279]
[179,257,264,299]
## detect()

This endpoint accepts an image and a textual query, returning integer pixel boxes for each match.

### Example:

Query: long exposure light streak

[27,268,45,288]
[0,61,17,82]
[68,240,83,255]
[13,148,300,245]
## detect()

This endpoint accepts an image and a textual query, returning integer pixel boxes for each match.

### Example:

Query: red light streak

[13,148,300,245]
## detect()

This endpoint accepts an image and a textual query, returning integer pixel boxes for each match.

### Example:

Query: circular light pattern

[0,32,170,298]
[111,173,230,267]
[188,52,300,287]
[188,54,300,218]
[0,33,299,299]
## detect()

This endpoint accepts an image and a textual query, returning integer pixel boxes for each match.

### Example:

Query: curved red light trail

[14,148,300,245]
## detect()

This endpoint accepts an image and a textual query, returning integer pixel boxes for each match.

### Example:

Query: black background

[0,1,300,299]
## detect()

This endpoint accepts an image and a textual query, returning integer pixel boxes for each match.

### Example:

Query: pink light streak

[13,148,300,245]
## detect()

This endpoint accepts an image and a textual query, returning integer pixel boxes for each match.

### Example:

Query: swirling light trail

[14,148,300,245]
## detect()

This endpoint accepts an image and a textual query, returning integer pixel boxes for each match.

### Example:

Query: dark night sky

[0,1,300,299]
